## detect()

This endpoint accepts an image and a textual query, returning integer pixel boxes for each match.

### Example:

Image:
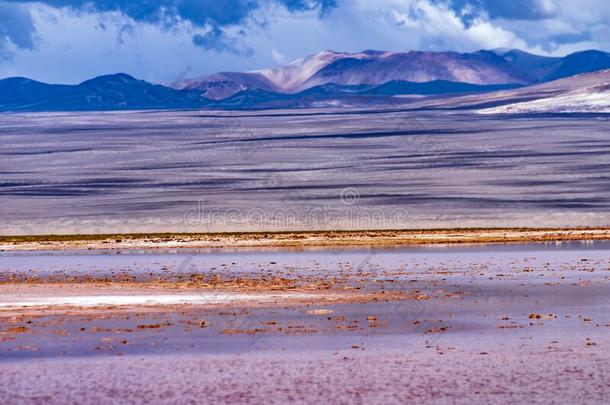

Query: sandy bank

[2,227,610,252]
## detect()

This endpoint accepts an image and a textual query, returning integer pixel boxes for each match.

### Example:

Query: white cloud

[271,48,287,64]
[316,0,530,52]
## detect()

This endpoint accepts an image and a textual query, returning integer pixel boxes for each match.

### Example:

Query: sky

[0,0,608,84]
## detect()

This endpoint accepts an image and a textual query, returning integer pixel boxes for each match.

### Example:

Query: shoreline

[3,238,610,404]
[2,227,610,251]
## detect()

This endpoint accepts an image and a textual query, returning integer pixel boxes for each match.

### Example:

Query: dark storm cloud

[444,0,557,22]
[8,0,260,26]
[281,0,337,15]
[5,0,336,26]
[192,26,253,56]
[0,1,36,58]
[3,0,337,54]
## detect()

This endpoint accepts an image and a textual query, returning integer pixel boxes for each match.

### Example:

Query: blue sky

[0,0,608,84]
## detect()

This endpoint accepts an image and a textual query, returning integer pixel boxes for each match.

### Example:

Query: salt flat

[1,242,610,403]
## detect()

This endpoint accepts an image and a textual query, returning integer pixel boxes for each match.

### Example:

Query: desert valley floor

[2,104,610,404]
[1,108,610,234]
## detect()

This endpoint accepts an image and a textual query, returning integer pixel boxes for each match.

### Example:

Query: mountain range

[1,48,610,112]
[0,74,205,111]
[173,48,610,98]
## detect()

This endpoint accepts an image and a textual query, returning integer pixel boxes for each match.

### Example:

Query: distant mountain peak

[169,48,610,100]
[490,47,513,55]
[1,76,43,85]
[317,49,341,55]
[570,49,610,56]
[361,49,385,55]
[80,73,138,86]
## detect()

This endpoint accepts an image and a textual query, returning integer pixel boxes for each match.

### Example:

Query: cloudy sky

[0,0,608,84]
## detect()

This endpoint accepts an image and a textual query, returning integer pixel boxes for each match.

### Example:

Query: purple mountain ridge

[172,48,610,99]
[2,48,610,111]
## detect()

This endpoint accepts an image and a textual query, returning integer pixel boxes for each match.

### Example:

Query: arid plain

[2,108,610,403]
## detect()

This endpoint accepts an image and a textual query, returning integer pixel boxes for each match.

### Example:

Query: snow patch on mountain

[480,72,610,114]
[482,87,610,113]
